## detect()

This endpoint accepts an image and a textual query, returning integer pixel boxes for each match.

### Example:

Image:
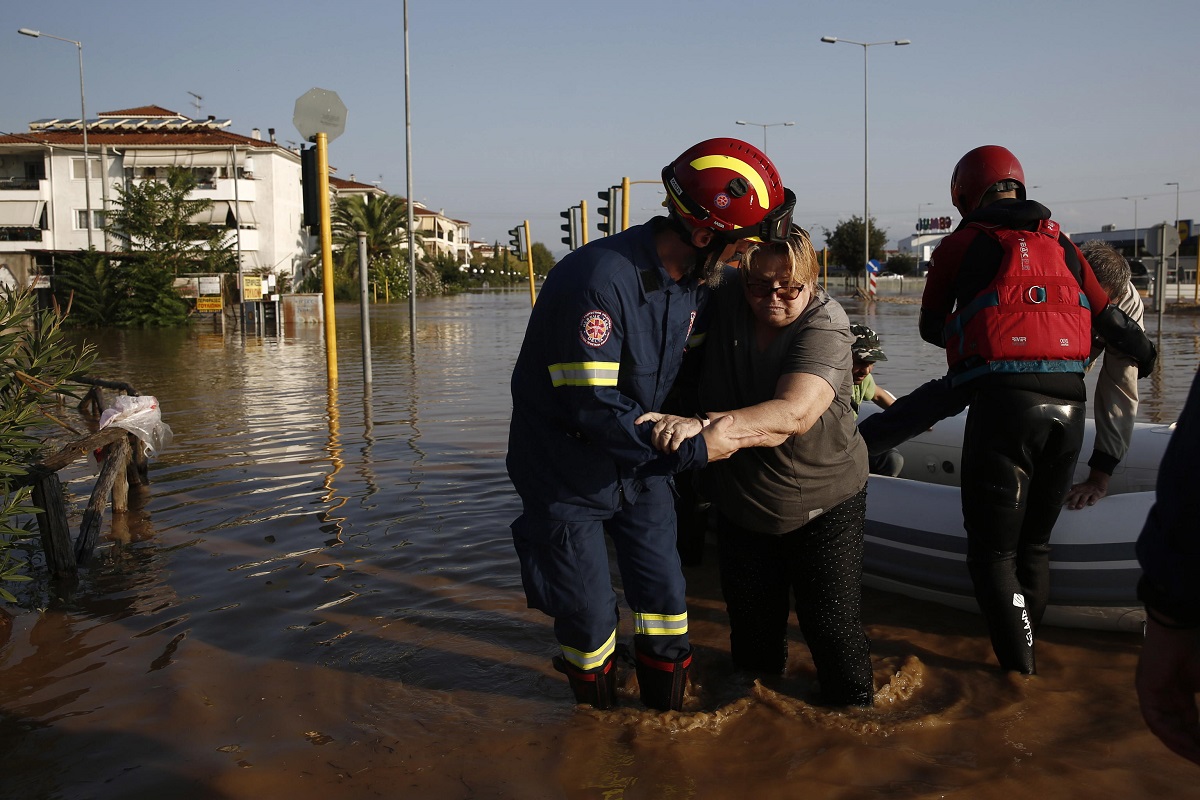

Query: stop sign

[293,88,347,142]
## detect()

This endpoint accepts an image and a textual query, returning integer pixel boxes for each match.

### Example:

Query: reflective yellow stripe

[548,361,619,387]
[689,155,770,210]
[634,611,688,636]
[561,629,617,671]
[666,191,690,217]
[686,331,706,349]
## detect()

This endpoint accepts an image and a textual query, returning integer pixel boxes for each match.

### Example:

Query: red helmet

[950,145,1026,216]
[662,138,794,242]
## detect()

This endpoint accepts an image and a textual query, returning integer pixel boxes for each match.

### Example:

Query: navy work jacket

[506,219,709,519]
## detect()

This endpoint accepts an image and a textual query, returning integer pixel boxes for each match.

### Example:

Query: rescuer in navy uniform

[920,145,1156,675]
[507,138,794,710]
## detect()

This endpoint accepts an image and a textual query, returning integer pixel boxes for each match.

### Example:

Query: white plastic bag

[98,395,174,459]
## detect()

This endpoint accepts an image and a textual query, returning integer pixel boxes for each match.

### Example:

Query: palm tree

[329,194,419,281]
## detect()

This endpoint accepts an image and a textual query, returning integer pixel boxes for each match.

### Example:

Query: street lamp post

[1166,181,1181,299]
[1124,195,1147,260]
[734,120,795,154]
[19,27,93,250]
[821,36,910,282]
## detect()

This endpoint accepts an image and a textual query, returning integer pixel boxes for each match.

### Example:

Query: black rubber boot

[635,648,692,711]
[553,654,617,709]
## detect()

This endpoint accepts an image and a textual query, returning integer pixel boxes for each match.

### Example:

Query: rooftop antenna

[187,91,203,118]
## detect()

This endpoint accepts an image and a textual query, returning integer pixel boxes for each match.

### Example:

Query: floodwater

[0,284,1198,799]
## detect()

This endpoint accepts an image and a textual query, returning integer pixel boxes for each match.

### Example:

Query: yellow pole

[316,132,338,385]
[621,176,630,232]
[524,219,536,306]
[580,200,589,245]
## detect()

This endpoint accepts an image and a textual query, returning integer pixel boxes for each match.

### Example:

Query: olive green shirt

[698,281,868,534]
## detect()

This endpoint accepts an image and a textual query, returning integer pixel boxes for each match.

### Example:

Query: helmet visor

[725,188,796,243]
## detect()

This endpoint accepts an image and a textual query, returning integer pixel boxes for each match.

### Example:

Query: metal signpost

[294,88,347,385]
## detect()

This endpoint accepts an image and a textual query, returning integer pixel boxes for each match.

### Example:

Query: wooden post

[32,474,75,578]
[126,434,147,487]
[111,442,130,514]
[75,436,131,564]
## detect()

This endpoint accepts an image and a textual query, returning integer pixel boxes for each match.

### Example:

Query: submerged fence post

[32,474,75,578]
[75,436,131,564]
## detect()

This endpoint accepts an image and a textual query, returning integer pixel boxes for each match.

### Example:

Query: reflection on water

[0,291,1196,799]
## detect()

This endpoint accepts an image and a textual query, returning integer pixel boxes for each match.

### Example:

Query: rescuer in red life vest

[918,145,1156,675]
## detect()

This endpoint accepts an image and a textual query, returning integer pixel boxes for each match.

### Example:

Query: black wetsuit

[921,199,1109,674]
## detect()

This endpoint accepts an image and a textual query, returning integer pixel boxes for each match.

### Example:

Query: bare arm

[873,385,896,409]
[636,372,835,462]
[701,372,835,457]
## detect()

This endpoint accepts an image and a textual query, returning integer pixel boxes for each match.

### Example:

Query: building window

[75,209,105,230]
[71,157,102,181]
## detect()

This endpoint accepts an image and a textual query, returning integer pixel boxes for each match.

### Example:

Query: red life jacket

[943,219,1092,383]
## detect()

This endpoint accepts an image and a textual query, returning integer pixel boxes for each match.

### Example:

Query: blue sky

[5,0,1200,255]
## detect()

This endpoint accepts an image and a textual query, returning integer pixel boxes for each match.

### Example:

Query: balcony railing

[0,178,43,191]
[0,227,43,242]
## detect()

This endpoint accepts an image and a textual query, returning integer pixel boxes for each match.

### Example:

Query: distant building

[0,105,307,287]
[1065,220,1194,257]
[326,176,472,263]
[898,210,956,263]
[0,104,475,290]
[329,174,386,203]
[412,204,471,263]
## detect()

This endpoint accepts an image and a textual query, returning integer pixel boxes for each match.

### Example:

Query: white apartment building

[0,104,306,287]
[412,205,471,263]
[0,104,474,291]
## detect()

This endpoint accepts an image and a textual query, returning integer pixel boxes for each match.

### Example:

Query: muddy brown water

[1,287,1198,799]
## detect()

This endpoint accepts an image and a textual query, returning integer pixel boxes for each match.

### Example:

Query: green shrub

[0,288,96,601]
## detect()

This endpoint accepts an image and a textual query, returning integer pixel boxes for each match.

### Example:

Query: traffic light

[560,206,578,249]
[597,189,612,236]
[300,145,320,231]
[508,226,524,259]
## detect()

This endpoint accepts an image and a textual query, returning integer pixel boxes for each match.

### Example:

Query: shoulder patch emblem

[580,310,612,347]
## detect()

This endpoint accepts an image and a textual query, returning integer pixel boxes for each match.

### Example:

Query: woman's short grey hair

[1080,240,1130,299]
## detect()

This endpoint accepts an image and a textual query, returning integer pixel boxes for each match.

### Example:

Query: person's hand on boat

[636,412,707,453]
[1136,613,1200,766]
[1064,470,1110,510]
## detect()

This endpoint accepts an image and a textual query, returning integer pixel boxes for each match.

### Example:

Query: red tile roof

[0,128,280,150]
[329,176,379,190]
[99,105,180,117]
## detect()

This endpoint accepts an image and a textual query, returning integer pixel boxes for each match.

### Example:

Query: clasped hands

[636,412,740,462]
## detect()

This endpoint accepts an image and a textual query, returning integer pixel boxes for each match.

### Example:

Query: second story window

[71,157,102,181]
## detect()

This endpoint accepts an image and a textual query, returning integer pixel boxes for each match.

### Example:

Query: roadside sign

[174,277,199,298]
[1144,222,1180,258]
[242,275,263,301]
[197,296,223,312]
[293,88,347,143]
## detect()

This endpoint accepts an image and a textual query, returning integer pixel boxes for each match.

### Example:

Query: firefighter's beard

[687,239,731,286]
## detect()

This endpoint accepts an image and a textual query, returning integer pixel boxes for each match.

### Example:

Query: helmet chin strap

[666,209,733,283]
